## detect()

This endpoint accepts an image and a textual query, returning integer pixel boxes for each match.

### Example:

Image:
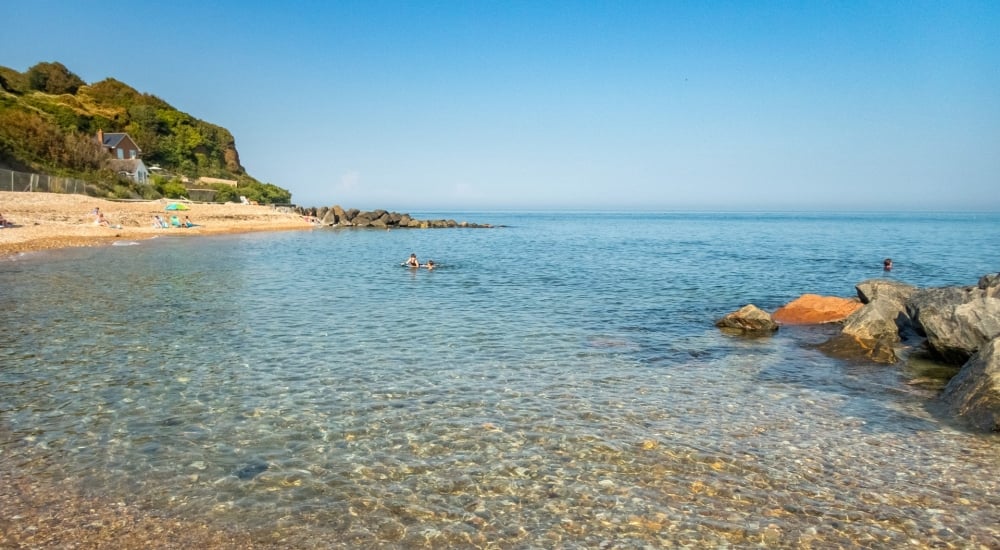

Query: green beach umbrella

[165,202,190,211]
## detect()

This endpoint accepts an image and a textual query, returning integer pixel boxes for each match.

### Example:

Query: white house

[108,158,150,184]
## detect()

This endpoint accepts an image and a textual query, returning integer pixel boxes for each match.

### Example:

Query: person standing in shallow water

[883,258,893,271]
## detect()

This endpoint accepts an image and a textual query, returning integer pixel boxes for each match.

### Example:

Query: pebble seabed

[2,212,1000,548]
[2,384,998,549]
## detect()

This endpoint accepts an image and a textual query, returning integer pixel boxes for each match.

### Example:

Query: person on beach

[406,253,419,268]
[95,211,122,229]
[183,216,194,228]
[883,258,893,271]
[152,215,168,228]
[0,213,11,227]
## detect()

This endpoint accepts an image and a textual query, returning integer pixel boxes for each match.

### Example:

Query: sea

[1,211,999,548]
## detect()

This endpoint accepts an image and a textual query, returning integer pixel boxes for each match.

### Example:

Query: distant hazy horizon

[4,1,998,211]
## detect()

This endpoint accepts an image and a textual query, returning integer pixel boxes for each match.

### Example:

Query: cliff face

[0,62,260,186]
[223,140,243,174]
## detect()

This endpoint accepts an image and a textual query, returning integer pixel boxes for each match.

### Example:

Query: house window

[117,148,124,159]
[130,149,137,159]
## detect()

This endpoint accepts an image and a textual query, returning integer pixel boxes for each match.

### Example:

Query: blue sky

[3,1,999,211]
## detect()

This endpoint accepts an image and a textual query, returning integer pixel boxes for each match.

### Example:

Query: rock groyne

[294,204,494,229]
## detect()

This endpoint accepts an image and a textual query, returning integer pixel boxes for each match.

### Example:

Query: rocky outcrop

[907,275,1000,364]
[838,274,1000,431]
[816,333,900,364]
[299,204,493,229]
[805,276,1000,367]
[772,294,862,325]
[836,280,919,364]
[838,301,906,363]
[855,279,918,305]
[715,305,779,335]
[723,274,1000,431]
[940,337,1000,432]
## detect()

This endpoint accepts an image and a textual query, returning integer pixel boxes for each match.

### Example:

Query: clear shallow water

[1,211,999,547]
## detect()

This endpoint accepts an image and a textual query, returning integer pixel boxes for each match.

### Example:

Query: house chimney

[97,128,104,145]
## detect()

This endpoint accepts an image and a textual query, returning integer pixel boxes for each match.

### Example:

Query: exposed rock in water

[837,279,919,364]
[297,204,495,229]
[772,294,862,325]
[715,304,779,335]
[806,276,1000,367]
[723,273,1000,431]
[855,279,918,305]
[816,332,899,364]
[907,276,1000,365]
[940,336,1000,432]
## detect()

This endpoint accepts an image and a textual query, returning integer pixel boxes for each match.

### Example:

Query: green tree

[0,66,29,93]
[212,184,240,203]
[125,104,163,156]
[157,181,188,199]
[26,62,85,95]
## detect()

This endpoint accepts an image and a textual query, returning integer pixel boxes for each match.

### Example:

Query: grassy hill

[0,61,290,204]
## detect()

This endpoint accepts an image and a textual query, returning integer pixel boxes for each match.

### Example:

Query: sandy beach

[0,191,315,257]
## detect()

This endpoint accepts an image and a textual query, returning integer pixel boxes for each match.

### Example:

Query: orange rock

[772,294,862,325]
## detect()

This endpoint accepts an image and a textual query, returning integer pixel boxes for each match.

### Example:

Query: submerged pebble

[233,461,268,481]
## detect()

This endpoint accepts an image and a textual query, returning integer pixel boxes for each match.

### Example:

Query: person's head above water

[883,258,893,271]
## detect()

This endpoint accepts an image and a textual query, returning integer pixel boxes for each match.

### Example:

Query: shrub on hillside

[157,181,188,199]
[212,184,240,203]
[26,62,85,95]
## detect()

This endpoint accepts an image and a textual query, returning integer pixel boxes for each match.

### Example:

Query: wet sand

[0,191,315,257]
